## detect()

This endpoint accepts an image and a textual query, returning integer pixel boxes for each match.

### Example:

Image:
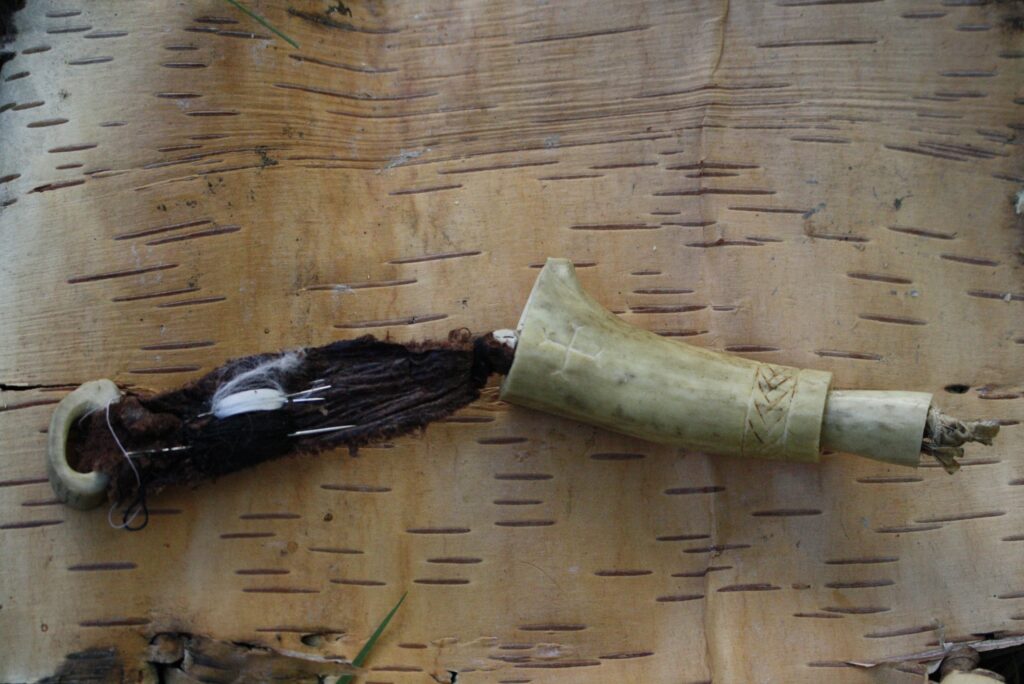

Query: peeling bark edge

[0,0,27,77]
[28,633,358,683]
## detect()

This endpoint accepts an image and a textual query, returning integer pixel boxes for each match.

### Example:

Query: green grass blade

[222,0,299,48]
[339,592,408,683]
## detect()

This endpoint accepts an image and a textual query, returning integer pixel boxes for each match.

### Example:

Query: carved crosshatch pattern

[0,1,1021,682]
[741,364,798,459]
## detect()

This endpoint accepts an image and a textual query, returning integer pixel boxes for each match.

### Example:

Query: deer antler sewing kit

[47,259,999,529]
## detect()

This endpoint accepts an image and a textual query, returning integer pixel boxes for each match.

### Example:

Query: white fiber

[213,388,288,419]
[210,351,303,418]
[493,329,518,350]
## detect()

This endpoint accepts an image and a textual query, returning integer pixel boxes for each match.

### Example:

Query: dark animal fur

[69,332,513,508]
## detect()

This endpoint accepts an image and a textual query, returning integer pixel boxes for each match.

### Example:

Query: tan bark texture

[0,1,1021,682]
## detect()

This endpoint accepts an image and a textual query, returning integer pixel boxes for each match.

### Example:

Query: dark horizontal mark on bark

[665,486,725,495]
[113,286,200,303]
[67,56,114,65]
[875,524,943,533]
[630,304,706,314]
[153,296,226,309]
[790,136,851,144]
[477,437,529,445]
[530,261,596,270]
[0,398,60,413]
[334,314,447,329]
[847,272,913,284]
[389,251,481,264]
[68,562,137,572]
[0,477,49,488]
[30,179,86,193]
[758,38,878,48]
[599,651,654,659]
[858,314,927,326]
[825,556,899,565]
[48,143,98,153]
[915,511,1005,523]
[0,519,63,529]
[888,225,955,240]
[515,25,649,44]
[657,533,710,542]
[590,162,657,169]
[185,110,239,117]
[824,579,895,589]
[274,82,434,102]
[654,188,774,196]
[884,144,967,162]
[656,594,704,602]
[570,223,660,231]
[439,160,558,175]
[807,233,869,242]
[306,279,417,292]
[940,254,999,266]
[288,54,396,74]
[495,520,556,527]
[538,174,603,181]
[389,184,462,196]
[822,606,891,614]
[321,483,391,493]
[865,624,938,638]
[514,660,602,669]
[591,452,645,460]
[147,225,241,246]
[68,263,177,284]
[777,0,882,4]
[139,340,215,351]
[428,557,482,564]
[684,543,751,555]
[729,206,806,214]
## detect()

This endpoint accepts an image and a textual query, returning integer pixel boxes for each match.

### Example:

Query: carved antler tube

[499,259,992,468]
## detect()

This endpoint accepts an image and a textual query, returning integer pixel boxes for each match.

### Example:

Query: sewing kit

[47,259,999,529]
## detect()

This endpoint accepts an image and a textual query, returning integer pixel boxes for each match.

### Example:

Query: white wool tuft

[210,352,303,418]
[212,388,288,419]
